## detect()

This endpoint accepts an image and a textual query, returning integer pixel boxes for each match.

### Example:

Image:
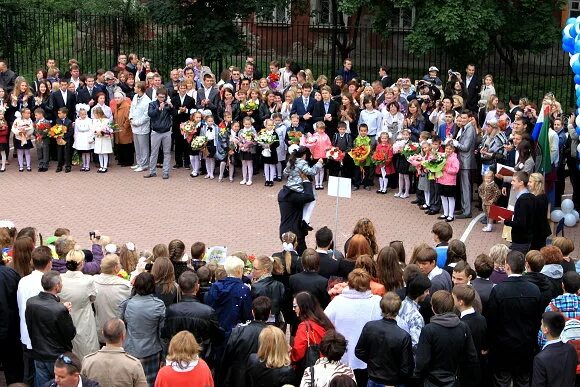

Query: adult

[93,254,132,345]
[378,65,393,89]
[17,246,53,385]
[289,249,331,309]
[219,296,271,387]
[82,319,147,387]
[162,271,223,362]
[113,90,134,167]
[246,326,296,387]
[77,75,100,107]
[48,79,77,121]
[145,73,162,100]
[58,248,99,358]
[343,218,379,257]
[217,85,240,123]
[335,58,358,84]
[452,110,477,218]
[129,81,151,172]
[498,140,535,209]
[415,246,452,293]
[355,292,414,386]
[301,330,356,386]
[539,246,564,300]
[251,255,286,326]
[376,246,405,292]
[277,165,315,254]
[532,312,578,386]
[529,173,551,250]
[414,290,479,385]
[154,331,214,387]
[312,85,340,138]
[196,74,220,117]
[0,60,17,93]
[205,256,253,336]
[338,235,373,279]
[552,237,577,273]
[164,68,180,97]
[151,257,178,307]
[464,64,480,113]
[46,352,99,387]
[120,272,166,387]
[290,82,316,133]
[500,171,535,253]
[145,87,173,179]
[325,269,382,386]
[524,250,555,309]
[487,250,542,387]
[25,271,76,387]
[296,227,340,278]
[171,81,195,169]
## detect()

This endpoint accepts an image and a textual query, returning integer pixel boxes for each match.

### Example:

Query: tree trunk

[492,35,520,83]
[332,4,363,61]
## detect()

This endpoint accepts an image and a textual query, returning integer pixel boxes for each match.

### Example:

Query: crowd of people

[1,217,580,387]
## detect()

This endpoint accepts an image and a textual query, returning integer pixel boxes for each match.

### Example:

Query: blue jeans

[34,360,54,387]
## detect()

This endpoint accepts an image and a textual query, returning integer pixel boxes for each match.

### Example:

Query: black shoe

[56,167,63,173]
[438,215,447,219]
[446,217,455,222]
[144,173,157,178]
[455,213,472,219]
[411,199,420,204]
[426,210,439,215]
[364,186,371,191]
[172,164,182,169]
[275,177,282,182]
[301,220,314,231]
[264,181,269,186]
[65,168,71,173]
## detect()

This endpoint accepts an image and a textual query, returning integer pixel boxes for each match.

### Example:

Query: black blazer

[290,96,316,133]
[531,193,551,250]
[217,99,241,123]
[48,90,77,121]
[464,75,480,112]
[532,341,578,387]
[296,251,340,279]
[289,271,330,309]
[196,87,221,115]
[170,93,195,130]
[278,182,314,252]
[504,192,535,244]
[471,278,495,316]
[312,99,340,138]
[487,276,542,370]
[76,87,101,105]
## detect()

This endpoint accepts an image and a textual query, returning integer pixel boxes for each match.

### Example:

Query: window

[310,0,338,26]
[257,4,291,24]
[389,5,416,30]
[570,0,580,18]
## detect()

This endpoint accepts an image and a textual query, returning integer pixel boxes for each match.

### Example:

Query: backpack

[548,302,580,374]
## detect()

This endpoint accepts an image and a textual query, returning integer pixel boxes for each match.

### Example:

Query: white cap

[185,58,194,65]
[428,66,439,73]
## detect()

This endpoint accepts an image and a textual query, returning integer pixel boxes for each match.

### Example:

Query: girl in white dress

[73,104,94,172]
[92,107,114,173]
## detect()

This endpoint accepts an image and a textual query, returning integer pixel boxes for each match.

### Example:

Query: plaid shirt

[538,293,580,347]
[398,297,424,353]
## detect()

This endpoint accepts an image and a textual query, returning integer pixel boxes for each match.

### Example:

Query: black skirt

[437,183,456,197]
[395,154,410,174]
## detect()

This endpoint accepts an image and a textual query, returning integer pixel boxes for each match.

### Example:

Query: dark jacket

[0,265,20,340]
[355,318,414,385]
[48,90,77,121]
[531,194,551,250]
[147,100,173,133]
[278,182,315,253]
[25,292,76,361]
[290,96,316,133]
[415,313,480,386]
[219,320,268,387]
[251,276,286,322]
[246,353,296,387]
[524,272,556,310]
[44,376,100,387]
[312,99,340,138]
[205,276,252,336]
[487,276,542,372]
[461,311,489,384]
[170,93,195,132]
[471,278,495,316]
[162,295,224,359]
[504,192,535,244]
[296,251,340,279]
[531,341,578,387]
[53,116,74,141]
[0,69,17,93]
[289,271,330,309]
[217,99,241,123]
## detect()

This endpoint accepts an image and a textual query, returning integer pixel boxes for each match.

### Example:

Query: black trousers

[117,143,135,166]
[57,142,73,168]
[173,131,190,167]
[0,336,23,385]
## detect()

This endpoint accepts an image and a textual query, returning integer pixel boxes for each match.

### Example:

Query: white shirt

[204,87,212,100]
[61,90,68,104]
[543,338,562,350]
[465,76,473,88]
[460,307,476,318]
[428,266,443,280]
[17,270,44,348]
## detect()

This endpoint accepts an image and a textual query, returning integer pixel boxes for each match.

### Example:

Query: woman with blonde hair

[551,236,577,273]
[154,331,214,387]
[246,326,296,387]
[529,172,551,250]
[59,246,99,358]
[119,242,139,273]
[489,244,510,284]
[152,243,169,260]
[478,74,496,107]
[151,257,178,306]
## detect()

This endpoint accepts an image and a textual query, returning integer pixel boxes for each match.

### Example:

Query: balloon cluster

[550,199,579,227]
[562,18,580,165]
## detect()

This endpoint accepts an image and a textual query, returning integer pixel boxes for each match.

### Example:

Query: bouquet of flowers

[287,130,303,144]
[348,145,371,167]
[240,100,259,112]
[267,72,280,90]
[256,130,276,157]
[392,139,407,154]
[422,152,447,180]
[401,142,420,160]
[49,124,68,145]
[117,269,130,281]
[244,254,256,276]
[191,135,208,151]
[180,121,198,141]
[239,130,256,152]
[109,122,120,133]
[408,154,425,174]
[304,133,318,145]
[34,121,51,141]
[371,149,387,166]
[326,146,345,162]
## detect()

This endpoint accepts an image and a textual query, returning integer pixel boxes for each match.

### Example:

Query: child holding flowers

[273,113,287,181]
[73,104,94,172]
[54,107,74,173]
[350,123,373,190]
[285,114,304,145]
[11,107,34,172]
[393,128,414,198]
[238,116,257,186]
[436,142,460,222]
[220,120,240,182]
[373,132,394,194]
[215,116,232,182]
[33,108,52,172]
[200,114,218,179]
[328,122,353,178]
[300,121,331,190]
[258,118,280,186]
[92,107,113,173]
[0,108,8,172]
[187,110,204,177]
[413,141,432,208]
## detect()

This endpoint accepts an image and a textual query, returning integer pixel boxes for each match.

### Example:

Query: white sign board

[327,176,352,199]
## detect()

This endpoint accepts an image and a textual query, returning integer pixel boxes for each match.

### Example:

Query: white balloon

[571,53,580,68]
[576,114,580,128]
[574,210,580,221]
[562,199,575,214]
[565,24,574,39]
[565,213,577,227]
[575,21,580,36]
[551,209,565,222]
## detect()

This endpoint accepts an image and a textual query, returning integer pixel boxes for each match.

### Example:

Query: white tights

[98,154,109,169]
[205,157,215,178]
[264,163,276,182]
[441,196,456,217]
[242,160,253,182]
[398,173,410,195]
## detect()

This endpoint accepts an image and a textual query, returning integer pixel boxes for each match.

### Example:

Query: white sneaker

[204,174,210,179]
[246,180,252,186]
[240,180,247,185]
[401,193,410,198]
[130,165,139,170]
[482,225,493,232]
[394,192,401,197]
[134,167,144,172]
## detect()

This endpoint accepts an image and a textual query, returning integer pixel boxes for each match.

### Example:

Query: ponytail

[280,231,298,274]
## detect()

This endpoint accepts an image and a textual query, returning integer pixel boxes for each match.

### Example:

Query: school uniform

[55,117,74,171]
[328,132,354,178]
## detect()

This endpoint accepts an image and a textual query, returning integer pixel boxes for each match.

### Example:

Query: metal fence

[0,7,574,108]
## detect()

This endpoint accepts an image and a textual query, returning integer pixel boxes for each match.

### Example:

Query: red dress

[374,143,395,175]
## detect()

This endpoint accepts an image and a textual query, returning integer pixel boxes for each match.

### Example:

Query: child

[73,104,94,172]
[273,113,287,181]
[34,108,52,172]
[413,131,432,206]
[432,221,453,268]
[222,120,240,182]
[92,106,113,173]
[301,121,331,190]
[425,136,443,215]
[260,118,280,186]
[352,123,373,190]
[374,132,394,194]
[358,97,381,143]
[55,107,74,173]
[417,141,432,209]
[478,169,501,232]
[0,109,7,172]
[188,110,204,177]
[438,111,456,140]
[11,107,34,172]
[201,114,218,179]
[328,121,353,178]
[436,142,460,222]
[284,146,324,230]
[285,114,304,145]
[238,116,257,185]
[394,128,412,198]
[216,117,232,182]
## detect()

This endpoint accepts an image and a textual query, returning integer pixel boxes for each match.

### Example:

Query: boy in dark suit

[290,82,315,133]
[171,82,195,169]
[312,85,339,138]
[54,107,74,173]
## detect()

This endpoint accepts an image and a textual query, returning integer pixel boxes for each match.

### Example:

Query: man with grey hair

[206,256,253,337]
[104,71,121,102]
[25,271,76,387]
[82,318,147,387]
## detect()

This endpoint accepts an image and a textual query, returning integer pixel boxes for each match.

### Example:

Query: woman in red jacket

[291,291,335,376]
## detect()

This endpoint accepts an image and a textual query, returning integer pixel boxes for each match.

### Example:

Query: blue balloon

[574,38,580,53]
[576,96,580,106]
[576,88,580,98]
[575,75,580,85]
[573,60,580,74]
[564,40,575,53]
[576,127,580,135]
[568,18,578,25]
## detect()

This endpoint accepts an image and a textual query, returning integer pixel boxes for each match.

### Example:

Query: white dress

[92,103,113,122]
[59,270,99,358]
[93,118,113,154]
[73,117,94,151]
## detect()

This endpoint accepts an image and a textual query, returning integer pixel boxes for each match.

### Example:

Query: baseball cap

[428,66,439,73]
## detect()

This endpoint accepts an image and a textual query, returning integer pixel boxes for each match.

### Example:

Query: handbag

[303,322,320,368]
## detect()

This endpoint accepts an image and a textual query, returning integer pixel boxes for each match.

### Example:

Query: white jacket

[129,94,152,135]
